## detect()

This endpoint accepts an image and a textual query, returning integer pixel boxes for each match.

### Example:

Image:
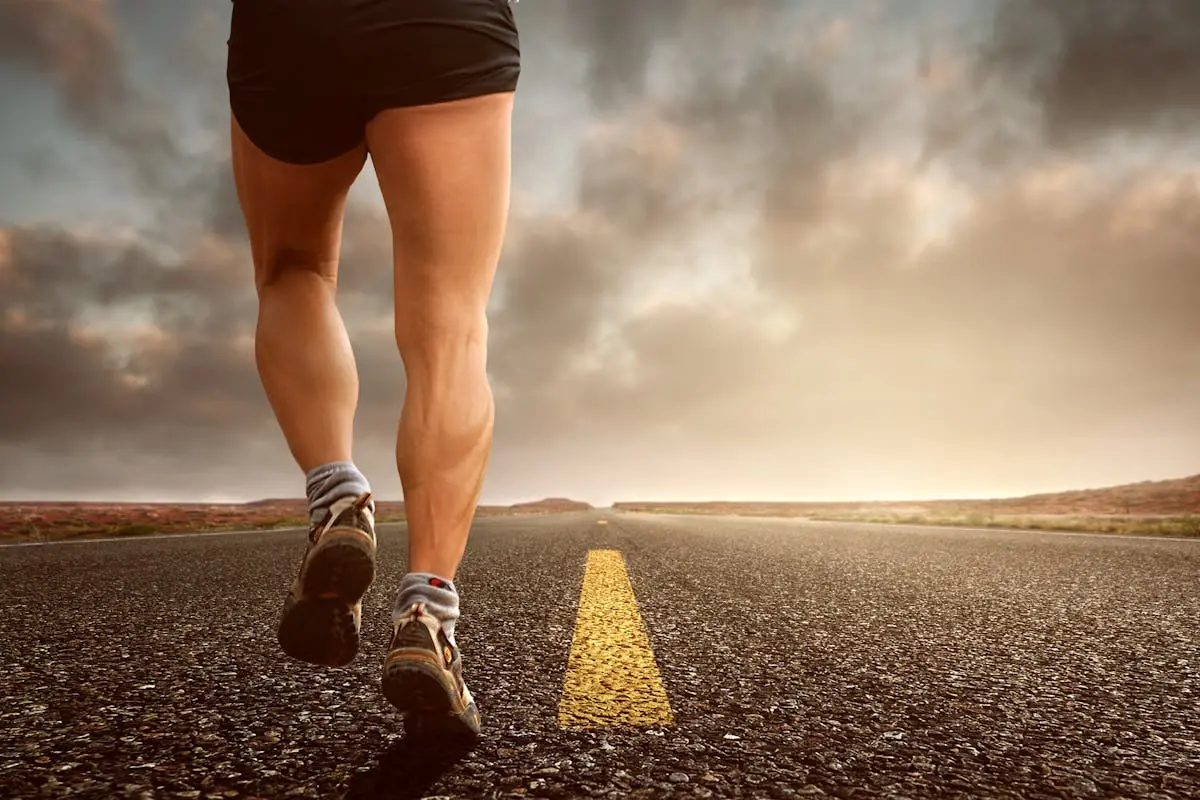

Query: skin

[230,91,515,581]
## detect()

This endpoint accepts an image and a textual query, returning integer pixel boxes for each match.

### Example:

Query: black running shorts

[226,0,521,164]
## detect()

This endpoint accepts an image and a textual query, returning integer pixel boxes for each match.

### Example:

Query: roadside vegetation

[803,511,1200,538]
[0,497,590,543]
[6,514,330,543]
[614,474,1200,539]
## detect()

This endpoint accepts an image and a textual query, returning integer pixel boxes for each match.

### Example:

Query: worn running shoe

[277,491,376,667]
[382,601,481,742]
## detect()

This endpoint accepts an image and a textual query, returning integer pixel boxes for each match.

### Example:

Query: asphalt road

[1,511,1197,800]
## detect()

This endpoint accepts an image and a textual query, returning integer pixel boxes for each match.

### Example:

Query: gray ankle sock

[395,572,460,645]
[305,461,372,526]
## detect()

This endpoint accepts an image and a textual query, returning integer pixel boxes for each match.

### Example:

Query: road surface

[1,511,1197,799]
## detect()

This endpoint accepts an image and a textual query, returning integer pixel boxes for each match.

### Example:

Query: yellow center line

[557,549,674,728]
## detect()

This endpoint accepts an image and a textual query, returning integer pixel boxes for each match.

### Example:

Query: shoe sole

[382,650,481,741]
[277,529,375,667]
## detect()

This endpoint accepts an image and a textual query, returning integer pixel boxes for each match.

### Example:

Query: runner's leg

[229,116,367,473]
[365,91,515,582]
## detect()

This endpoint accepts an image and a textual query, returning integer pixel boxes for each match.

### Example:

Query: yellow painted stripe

[557,549,674,728]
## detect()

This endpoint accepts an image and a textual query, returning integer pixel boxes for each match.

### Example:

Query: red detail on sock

[429,578,444,588]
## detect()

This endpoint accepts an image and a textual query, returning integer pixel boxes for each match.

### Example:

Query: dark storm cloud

[938,0,1200,157]
[0,0,120,119]
[1023,0,1200,145]
[3,226,240,313]
[489,218,615,394]
[735,56,872,297]
[563,0,686,109]
[0,225,266,449]
[0,0,179,192]
[560,0,818,116]
[0,319,145,445]
[0,212,402,495]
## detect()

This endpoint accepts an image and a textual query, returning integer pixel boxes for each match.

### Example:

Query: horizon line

[1,470,1196,508]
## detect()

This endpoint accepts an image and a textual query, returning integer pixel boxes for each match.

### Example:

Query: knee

[254,250,337,294]
[394,306,489,363]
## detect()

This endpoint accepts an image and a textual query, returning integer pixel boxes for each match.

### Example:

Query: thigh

[365,92,515,322]
[229,113,367,288]
[226,0,370,287]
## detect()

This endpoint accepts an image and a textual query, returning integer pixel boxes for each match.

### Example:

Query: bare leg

[229,115,367,472]
[365,92,514,581]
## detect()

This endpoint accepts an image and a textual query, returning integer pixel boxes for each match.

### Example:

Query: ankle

[306,461,372,524]
[395,571,460,643]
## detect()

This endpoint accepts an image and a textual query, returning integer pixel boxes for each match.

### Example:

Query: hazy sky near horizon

[0,0,1198,505]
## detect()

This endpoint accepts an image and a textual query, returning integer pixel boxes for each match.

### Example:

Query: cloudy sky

[0,0,1197,505]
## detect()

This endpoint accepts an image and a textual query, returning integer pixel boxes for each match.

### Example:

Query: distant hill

[961,474,1200,515]
[613,473,1200,516]
[509,497,593,513]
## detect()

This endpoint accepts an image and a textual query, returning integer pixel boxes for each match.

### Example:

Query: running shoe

[382,600,481,741]
[277,491,376,667]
